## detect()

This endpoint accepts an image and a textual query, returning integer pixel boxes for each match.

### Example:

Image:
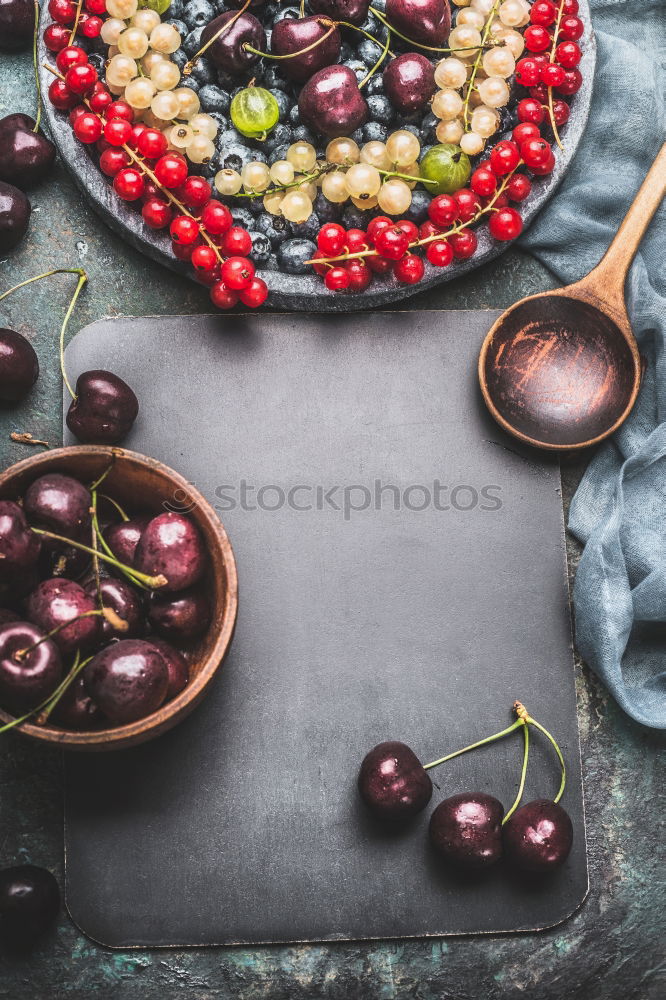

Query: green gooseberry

[230,86,280,141]
[139,0,171,14]
[419,144,471,195]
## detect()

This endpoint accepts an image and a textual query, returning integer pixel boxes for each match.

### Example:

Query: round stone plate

[38,1,595,312]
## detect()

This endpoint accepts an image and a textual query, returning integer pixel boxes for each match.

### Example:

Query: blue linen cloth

[519,0,666,728]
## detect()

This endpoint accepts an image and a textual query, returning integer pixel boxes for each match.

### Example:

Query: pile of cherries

[0,467,212,731]
[358,703,574,874]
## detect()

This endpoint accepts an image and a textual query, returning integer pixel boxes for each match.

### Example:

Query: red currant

[559,15,584,41]
[239,277,269,308]
[394,253,424,285]
[222,226,252,257]
[524,26,552,53]
[520,137,552,170]
[516,97,546,125]
[454,188,478,223]
[556,68,583,95]
[154,153,188,189]
[48,0,75,24]
[344,228,368,253]
[366,254,393,275]
[310,251,329,277]
[530,0,556,25]
[48,78,78,110]
[137,128,168,160]
[171,240,197,262]
[324,267,350,291]
[426,240,453,267]
[528,148,556,175]
[552,99,570,126]
[515,57,541,87]
[512,122,541,144]
[113,167,145,201]
[99,147,129,177]
[89,88,112,113]
[317,222,346,256]
[142,198,172,229]
[69,104,87,127]
[107,100,134,123]
[489,207,523,241]
[221,252,255,288]
[65,63,98,95]
[200,200,232,236]
[73,111,102,144]
[506,173,532,202]
[374,226,409,260]
[210,281,239,310]
[489,140,520,176]
[78,13,102,37]
[85,0,106,12]
[529,83,549,102]
[179,176,212,209]
[43,24,70,51]
[56,45,87,72]
[170,215,200,245]
[191,245,219,272]
[103,118,132,147]
[395,219,419,243]
[419,220,443,240]
[563,0,579,15]
[540,62,566,87]
[470,166,497,197]
[366,215,392,244]
[555,41,582,68]
[128,124,147,150]
[449,229,477,260]
[428,193,457,227]
[346,259,372,292]
[196,264,221,287]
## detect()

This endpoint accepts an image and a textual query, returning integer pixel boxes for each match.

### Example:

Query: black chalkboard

[62,312,588,947]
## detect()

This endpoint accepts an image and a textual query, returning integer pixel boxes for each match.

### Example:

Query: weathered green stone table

[1,49,664,1000]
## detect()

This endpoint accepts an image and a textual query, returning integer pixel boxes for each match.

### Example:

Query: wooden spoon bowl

[0,446,238,751]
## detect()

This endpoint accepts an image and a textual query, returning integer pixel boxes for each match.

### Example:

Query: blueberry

[245,145,268,163]
[342,205,372,229]
[171,48,188,71]
[277,238,317,275]
[248,230,272,264]
[288,105,301,127]
[269,142,290,161]
[292,125,316,144]
[261,64,288,90]
[218,147,255,173]
[264,3,279,19]
[189,59,216,86]
[182,0,215,30]
[230,206,255,230]
[361,12,381,34]
[216,68,236,90]
[361,121,388,143]
[314,192,341,224]
[86,52,104,73]
[272,6,300,23]
[265,122,293,151]
[183,77,200,93]
[256,212,290,247]
[343,59,367,83]
[165,19,188,37]
[420,112,438,144]
[212,0,228,12]
[367,94,392,125]
[204,110,229,131]
[401,122,422,137]
[405,190,431,224]
[183,27,205,57]
[365,75,385,97]
[168,0,185,16]
[350,127,364,145]
[271,89,291,121]
[198,84,231,115]
[265,253,279,270]
[339,42,354,62]
[200,153,222,179]
[357,38,383,64]
[290,212,320,241]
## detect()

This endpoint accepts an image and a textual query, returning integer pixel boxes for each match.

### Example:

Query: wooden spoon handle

[586,142,666,294]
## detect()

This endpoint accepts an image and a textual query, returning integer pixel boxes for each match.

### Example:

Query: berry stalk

[547,0,567,149]
[30,527,168,589]
[423,717,525,771]
[369,7,497,55]
[462,0,501,132]
[243,22,339,61]
[0,650,92,733]
[502,720,529,823]
[32,0,42,132]
[68,0,84,45]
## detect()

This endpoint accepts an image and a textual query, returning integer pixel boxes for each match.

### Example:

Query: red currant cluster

[44,36,266,310]
[43,0,104,50]
[310,117,562,294]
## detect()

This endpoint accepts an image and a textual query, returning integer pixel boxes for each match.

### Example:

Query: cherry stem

[98,493,130,522]
[359,26,392,89]
[32,0,42,132]
[90,505,150,591]
[527,717,566,803]
[0,650,93,734]
[335,20,395,58]
[423,717,524,771]
[14,607,127,662]
[243,23,339,61]
[369,7,495,55]
[88,460,115,493]
[91,490,103,607]
[30,527,167,589]
[502,721,529,824]
[10,432,50,447]
[546,0,566,150]
[59,270,88,400]
[183,0,252,75]
[462,0,500,131]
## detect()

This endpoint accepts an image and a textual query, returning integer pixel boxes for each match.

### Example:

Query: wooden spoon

[478,142,666,451]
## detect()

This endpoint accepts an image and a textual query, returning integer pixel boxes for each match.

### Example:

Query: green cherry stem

[98,493,130,522]
[359,26,392,89]
[369,7,496,55]
[530,717,566,803]
[243,23,339,61]
[335,20,396,57]
[91,506,150,591]
[183,0,252,75]
[32,0,42,132]
[30,527,167,589]
[0,650,93,733]
[13,607,127,661]
[502,721,529,824]
[423,717,525,771]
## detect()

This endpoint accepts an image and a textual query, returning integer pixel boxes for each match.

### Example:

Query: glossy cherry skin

[0,0,34,51]
[83,639,169,723]
[299,65,369,139]
[0,328,39,402]
[0,181,30,252]
[146,586,210,641]
[102,515,150,566]
[271,16,341,82]
[429,793,504,869]
[503,799,573,872]
[82,575,144,640]
[26,578,100,655]
[358,741,433,820]
[199,12,266,74]
[134,512,207,593]
[0,865,60,948]
[24,472,91,542]
[310,0,370,25]
[0,621,62,711]
[383,53,436,113]
[66,369,139,444]
[0,501,41,580]
[385,0,451,46]
[150,637,189,700]
[0,116,56,190]
[50,673,103,730]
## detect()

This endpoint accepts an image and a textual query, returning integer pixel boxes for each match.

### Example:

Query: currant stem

[369,7,495,55]
[68,0,84,45]
[376,166,436,185]
[32,0,42,132]
[423,717,524,771]
[502,720,529,824]
[546,0,566,150]
[59,270,87,400]
[183,0,252,75]
[243,23,339,61]
[30,528,167,589]
[234,163,333,199]
[462,0,501,131]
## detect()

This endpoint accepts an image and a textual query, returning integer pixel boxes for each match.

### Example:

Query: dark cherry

[26,578,100,655]
[0,621,61,711]
[83,638,169,723]
[299,65,369,139]
[0,181,30,253]
[0,0,35,51]
[134,512,207,593]
[82,575,144,640]
[0,328,39,402]
[271,16,341,83]
[358,741,432,820]
[309,0,371,26]
[0,115,56,190]
[0,865,60,949]
[429,792,504,869]
[226,0,267,6]
[0,568,39,610]
[150,637,189,700]
[50,674,103,730]
[503,799,573,872]
[0,500,41,580]
[385,0,451,46]
[383,52,436,113]
[24,472,91,542]
[199,12,266,74]
[66,370,139,445]
[102,515,150,565]
[146,586,211,641]
[38,540,90,581]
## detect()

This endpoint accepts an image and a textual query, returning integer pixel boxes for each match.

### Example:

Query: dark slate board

[62,312,588,947]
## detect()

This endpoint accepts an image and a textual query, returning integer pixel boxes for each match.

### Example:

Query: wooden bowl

[0,446,238,751]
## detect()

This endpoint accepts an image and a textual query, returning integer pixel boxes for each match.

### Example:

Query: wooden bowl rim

[0,446,238,749]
